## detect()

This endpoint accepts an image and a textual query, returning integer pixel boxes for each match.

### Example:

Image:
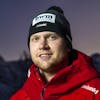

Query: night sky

[0,0,100,61]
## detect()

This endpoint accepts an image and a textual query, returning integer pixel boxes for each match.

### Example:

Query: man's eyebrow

[31,34,40,37]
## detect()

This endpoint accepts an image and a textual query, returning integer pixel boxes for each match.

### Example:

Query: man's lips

[39,53,52,60]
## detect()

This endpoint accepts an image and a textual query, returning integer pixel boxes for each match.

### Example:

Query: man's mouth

[39,53,52,60]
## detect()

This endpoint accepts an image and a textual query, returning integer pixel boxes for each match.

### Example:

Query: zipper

[40,87,46,100]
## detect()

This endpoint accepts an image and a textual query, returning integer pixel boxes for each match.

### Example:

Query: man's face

[29,31,70,73]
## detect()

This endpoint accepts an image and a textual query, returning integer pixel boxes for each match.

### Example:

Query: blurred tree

[0,55,5,63]
[91,53,100,72]
[19,50,30,61]
[0,52,32,100]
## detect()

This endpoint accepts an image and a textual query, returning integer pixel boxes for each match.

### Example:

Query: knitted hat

[28,6,72,49]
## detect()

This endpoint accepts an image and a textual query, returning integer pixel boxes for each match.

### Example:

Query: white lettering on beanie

[32,13,56,26]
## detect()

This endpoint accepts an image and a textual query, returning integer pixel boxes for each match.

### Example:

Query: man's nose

[39,38,50,50]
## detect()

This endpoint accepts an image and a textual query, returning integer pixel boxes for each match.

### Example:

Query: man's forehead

[31,31,58,37]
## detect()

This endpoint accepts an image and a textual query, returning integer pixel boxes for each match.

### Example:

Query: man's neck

[39,69,56,83]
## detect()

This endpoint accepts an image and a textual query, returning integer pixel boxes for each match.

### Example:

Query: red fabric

[10,50,100,100]
[11,90,30,100]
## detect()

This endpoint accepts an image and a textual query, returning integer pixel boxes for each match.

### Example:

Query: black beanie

[28,6,72,49]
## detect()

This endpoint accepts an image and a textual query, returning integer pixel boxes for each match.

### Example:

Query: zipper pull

[41,87,46,100]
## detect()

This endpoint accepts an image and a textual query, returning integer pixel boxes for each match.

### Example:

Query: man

[11,6,100,100]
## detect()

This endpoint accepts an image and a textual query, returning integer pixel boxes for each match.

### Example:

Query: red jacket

[10,50,100,100]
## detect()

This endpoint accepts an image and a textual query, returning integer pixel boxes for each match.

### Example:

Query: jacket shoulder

[88,78,100,88]
[81,78,100,94]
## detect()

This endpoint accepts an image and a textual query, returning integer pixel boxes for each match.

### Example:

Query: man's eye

[49,35,57,40]
[31,37,39,42]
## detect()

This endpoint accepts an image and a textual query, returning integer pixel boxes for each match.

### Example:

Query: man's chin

[38,62,58,72]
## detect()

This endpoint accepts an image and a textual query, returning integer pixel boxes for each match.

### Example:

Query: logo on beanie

[32,13,56,26]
